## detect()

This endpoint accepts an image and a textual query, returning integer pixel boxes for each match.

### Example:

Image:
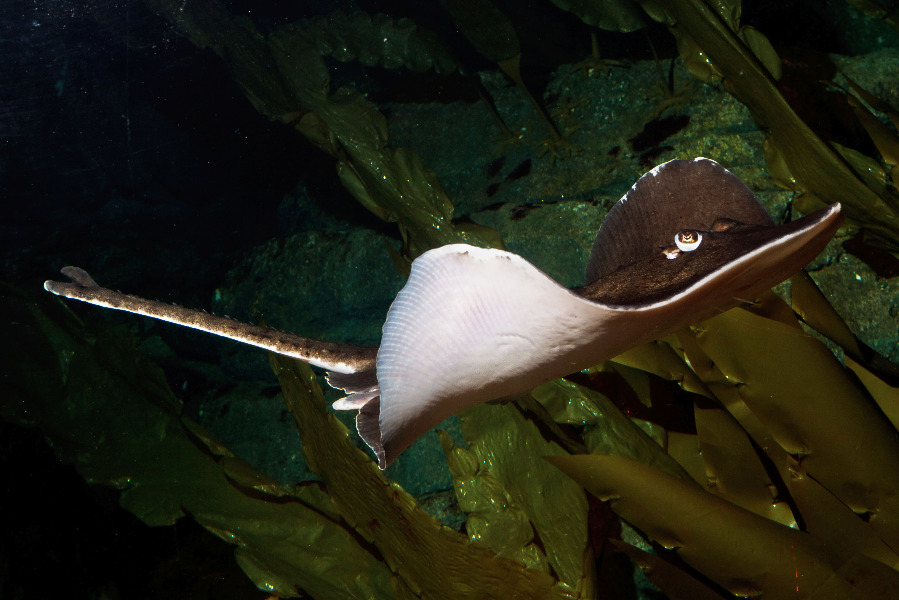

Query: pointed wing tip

[813,202,843,232]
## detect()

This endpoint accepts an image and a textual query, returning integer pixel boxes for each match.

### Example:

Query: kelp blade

[548,454,899,599]
[269,353,575,600]
[0,285,396,599]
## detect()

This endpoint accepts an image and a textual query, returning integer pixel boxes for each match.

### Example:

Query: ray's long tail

[44,266,377,375]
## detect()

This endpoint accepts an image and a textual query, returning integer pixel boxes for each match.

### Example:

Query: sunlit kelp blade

[843,355,899,431]
[790,273,866,359]
[790,272,899,383]
[693,404,796,526]
[612,338,716,401]
[612,336,797,527]
[453,401,592,593]
[548,454,899,599]
[269,353,575,600]
[0,286,396,599]
[786,468,899,571]
[683,306,899,550]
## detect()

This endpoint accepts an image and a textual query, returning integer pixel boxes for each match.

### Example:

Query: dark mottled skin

[44,269,378,373]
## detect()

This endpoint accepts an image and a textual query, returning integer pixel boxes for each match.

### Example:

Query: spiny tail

[45,266,377,375]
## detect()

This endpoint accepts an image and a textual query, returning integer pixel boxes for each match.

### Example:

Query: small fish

[45,158,842,469]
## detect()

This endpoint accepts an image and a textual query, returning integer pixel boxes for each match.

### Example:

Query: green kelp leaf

[846,93,899,170]
[0,287,395,599]
[532,378,696,484]
[738,25,781,80]
[675,319,802,498]
[269,354,574,600]
[807,554,899,600]
[457,401,591,594]
[664,430,705,486]
[672,28,722,83]
[438,430,548,573]
[287,11,458,74]
[685,306,899,551]
[547,0,646,33]
[548,454,879,600]
[651,0,899,256]
[439,0,520,64]
[790,273,865,361]
[789,274,899,380]
[336,143,466,256]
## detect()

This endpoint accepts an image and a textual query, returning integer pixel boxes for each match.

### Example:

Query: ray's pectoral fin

[43,267,378,375]
[340,158,843,470]
[345,243,626,469]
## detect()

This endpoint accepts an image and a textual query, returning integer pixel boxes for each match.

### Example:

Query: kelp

[540,290,899,597]
[548,455,899,600]
[439,0,568,153]
[0,285,395,598]
[453,402,591,592]
[547,0,646,33]
[679,302,899,550]
[289,11,458,74]
[640,0,899,256]
[532,377,696,483]
[438,430,552,575]
[269,352,574,599]
[143,0,501,260]
[13,2,899,597]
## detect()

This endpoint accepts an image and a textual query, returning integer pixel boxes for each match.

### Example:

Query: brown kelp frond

[681,300,899,550]
[270,353,575,600]
[549,454,899,599]
[0,285,397,598]
[518,281,899,597]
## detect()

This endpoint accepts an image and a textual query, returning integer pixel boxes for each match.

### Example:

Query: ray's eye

[674,230,703,251]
